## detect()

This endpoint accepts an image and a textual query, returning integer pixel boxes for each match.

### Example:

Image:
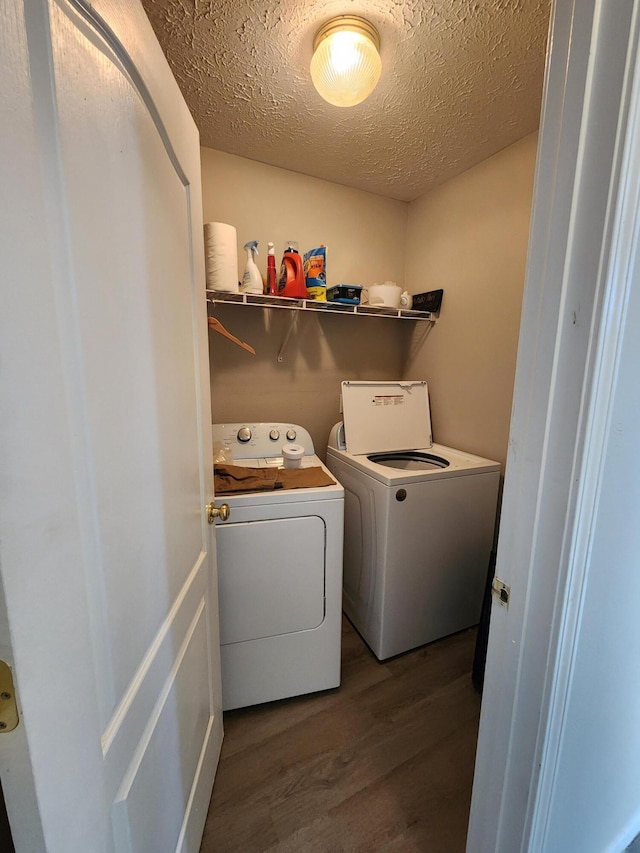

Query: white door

[0,0,223,851]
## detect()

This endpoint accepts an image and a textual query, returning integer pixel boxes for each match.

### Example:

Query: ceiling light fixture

[310,16,382,108]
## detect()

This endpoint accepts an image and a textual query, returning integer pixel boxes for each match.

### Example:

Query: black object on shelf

[412,288,443,313]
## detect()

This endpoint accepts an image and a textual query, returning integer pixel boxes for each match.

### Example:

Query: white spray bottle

[241,240,263,294]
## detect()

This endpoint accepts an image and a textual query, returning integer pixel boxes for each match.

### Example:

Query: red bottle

[278,241,307,299]
[266,242,278,295]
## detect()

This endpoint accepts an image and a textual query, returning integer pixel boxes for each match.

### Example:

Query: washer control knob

[237,426,252,443]
[269,429,280,441]
[286,428,297,441]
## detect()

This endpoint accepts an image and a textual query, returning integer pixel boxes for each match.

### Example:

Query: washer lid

[341,380,433,455]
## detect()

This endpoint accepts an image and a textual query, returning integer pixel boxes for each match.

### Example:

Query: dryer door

[217,516,326,644]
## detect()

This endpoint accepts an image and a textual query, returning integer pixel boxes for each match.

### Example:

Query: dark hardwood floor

[201,618,481,853]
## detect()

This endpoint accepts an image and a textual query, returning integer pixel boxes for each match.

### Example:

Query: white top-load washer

[326,381,500,660]
[212,422,344,711]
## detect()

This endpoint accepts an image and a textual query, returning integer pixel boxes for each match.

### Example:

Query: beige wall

[201,148,410,457]
[404,133,538,469]
[201,147,408,292]
[202,138,538,464]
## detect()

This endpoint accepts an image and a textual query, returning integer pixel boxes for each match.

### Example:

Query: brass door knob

[206,502,230,523]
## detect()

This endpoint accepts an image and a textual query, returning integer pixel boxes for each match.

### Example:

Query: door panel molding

[102,552,207,763]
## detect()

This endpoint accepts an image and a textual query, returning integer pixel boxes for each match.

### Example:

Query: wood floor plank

[316,709,481,852]
[200,618,480,853]
[220,621,393,761]
[268,675,479,842]
[211,698,379,810]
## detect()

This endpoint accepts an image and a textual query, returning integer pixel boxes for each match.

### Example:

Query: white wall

[404,134,538,469]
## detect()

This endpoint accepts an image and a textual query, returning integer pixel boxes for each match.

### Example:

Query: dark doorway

[0,779,15,853]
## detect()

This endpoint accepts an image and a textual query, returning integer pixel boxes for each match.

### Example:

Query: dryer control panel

[212,422,315,459]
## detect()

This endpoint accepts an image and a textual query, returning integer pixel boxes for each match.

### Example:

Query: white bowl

[368,282,401,308]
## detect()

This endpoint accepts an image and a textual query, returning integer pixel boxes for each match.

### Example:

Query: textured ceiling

[143,0,550,201]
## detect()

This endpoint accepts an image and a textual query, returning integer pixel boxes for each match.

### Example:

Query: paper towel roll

[204,222,239,292]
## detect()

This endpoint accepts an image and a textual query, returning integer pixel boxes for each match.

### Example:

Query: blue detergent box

[326,284,363,305]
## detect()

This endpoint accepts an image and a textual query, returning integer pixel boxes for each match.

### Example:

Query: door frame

[468,0,640,849]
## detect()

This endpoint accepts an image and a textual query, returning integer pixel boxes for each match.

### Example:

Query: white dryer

[326,381,500,661]
[211,422,344,711]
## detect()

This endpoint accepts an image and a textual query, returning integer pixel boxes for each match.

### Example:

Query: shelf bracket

[277,312,299,363]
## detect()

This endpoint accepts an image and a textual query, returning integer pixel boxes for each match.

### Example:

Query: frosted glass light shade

[311,16,381,108]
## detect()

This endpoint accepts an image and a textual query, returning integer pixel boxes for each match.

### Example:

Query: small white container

[282,444,305,468]
[400,291,413,309]
[368,281,402,308]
